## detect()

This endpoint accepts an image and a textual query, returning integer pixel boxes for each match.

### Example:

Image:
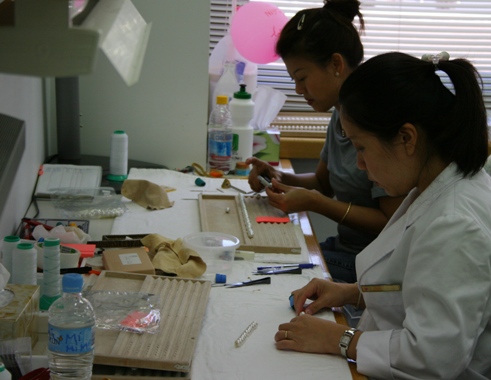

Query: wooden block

[198,194,302,254]
[91,271,211,373]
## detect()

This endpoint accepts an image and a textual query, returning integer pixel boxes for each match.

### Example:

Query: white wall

[0,74,45,237]
[1,0,211,238]
[74,0,211,170]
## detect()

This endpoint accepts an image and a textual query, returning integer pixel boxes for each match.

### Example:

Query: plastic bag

[50,187,126,219]
[84,290,161,334]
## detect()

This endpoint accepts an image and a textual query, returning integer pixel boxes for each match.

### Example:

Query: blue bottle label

[48,324,94,354]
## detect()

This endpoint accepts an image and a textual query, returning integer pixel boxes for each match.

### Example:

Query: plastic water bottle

[0,362,11,380]
[40,237,61,311]
[1,235,20,283]
[207,95,233,174]
[229,84,254,171]
[48,273,95,380]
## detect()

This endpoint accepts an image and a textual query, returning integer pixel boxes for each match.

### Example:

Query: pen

[256,263,315,270]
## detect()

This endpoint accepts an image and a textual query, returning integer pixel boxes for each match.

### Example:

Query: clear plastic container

[48,273,95,380]
[183,232,240,275]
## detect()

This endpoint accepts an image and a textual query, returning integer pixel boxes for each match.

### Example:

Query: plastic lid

[16,242,34,250]
[216,95,229,105]
[114,130,126,134]
[44,237,60,247]
[4,235,20,242]
[62,273,84,293]
[0,363,5,372]
[233,84,252,99]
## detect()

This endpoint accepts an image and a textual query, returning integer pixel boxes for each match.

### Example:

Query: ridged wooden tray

[198,194,302,254]
[90,271,211,374]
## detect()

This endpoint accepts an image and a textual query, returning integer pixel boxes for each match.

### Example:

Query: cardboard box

[253,129,280,166]
[102,247,155,275]
[0,284,39,347]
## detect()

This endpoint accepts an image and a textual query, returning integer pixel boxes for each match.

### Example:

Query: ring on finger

[284,330,289,339]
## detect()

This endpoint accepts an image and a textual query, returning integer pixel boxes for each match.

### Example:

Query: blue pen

[256,263,315,270]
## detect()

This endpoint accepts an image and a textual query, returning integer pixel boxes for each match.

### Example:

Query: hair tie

[421,51,450,70]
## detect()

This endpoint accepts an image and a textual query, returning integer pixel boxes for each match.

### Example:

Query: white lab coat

[355,163,491,380]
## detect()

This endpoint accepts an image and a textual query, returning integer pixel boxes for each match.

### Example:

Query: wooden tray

[198,194,302,254]
[90,271,211,373]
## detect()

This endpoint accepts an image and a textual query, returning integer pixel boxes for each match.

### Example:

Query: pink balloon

[230,2,288,64]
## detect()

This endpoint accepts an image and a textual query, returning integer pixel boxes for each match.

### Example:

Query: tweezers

[225,276,271,288]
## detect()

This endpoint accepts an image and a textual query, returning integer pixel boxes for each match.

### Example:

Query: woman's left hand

[275,314,345,354]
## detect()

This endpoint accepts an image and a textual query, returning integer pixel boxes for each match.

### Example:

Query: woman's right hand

[246,157,281,192]
[291,278,351,315]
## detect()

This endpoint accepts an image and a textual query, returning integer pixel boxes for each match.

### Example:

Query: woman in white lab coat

[276,52,491,379]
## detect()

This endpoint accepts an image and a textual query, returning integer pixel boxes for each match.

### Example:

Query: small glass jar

[234,162,250,176]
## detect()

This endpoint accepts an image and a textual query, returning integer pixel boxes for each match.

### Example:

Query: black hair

[339,52,488,177]
[275,0,364,69]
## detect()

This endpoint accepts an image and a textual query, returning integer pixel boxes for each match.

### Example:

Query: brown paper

[121,179,175,210]
[141,234,206,278]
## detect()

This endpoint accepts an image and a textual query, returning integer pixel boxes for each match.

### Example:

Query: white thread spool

[12,242,37,285]
[1,235,20,283]
[108,130,128,182]
[40,238,61,310]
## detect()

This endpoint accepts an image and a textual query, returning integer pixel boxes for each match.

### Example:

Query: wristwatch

[339,327,358,359]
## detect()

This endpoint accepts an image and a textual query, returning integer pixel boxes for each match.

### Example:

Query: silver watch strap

[339,327,358,359]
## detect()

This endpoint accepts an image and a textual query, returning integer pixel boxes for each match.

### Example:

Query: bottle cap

[16,242,34,250]
[216,95,229,105]
[62,273,84,293]
[114,130,126,134]
[4,235,20,243]
[233,84,252,99]
[44,237,60,247]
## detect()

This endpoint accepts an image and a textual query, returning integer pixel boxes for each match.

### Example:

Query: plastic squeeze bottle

[229,84,254,171]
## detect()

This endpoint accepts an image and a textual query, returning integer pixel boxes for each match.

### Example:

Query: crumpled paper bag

[141,234,206,278]
[121,179,175,210]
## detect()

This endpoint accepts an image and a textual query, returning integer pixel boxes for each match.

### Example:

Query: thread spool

[108,130,128,182]
[1,235,20,283]
[40,238,61,310]
[12,242,37,285]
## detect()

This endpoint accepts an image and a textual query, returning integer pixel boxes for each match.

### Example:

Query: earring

[335,72,340,77]
[341,128,346,138]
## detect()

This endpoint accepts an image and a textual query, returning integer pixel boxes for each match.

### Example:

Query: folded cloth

[141,234,206,278]
[121,179,175,210]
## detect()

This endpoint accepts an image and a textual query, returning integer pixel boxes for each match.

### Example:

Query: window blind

[209,0,491,114]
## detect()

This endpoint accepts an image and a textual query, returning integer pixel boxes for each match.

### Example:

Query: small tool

[258,175,273,189]
[253,267,302,275]
[224,276,271,288]
[256,263,315,270]
[221,178,247,194]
